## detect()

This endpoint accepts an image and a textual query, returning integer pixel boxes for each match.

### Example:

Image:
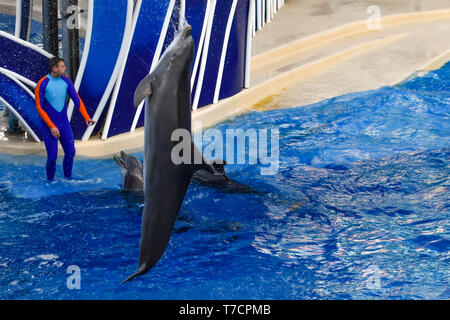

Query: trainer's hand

[87,119,97,127]
[50,127,60,139]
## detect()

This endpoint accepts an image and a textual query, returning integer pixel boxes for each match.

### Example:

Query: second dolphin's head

[114,151,144,191]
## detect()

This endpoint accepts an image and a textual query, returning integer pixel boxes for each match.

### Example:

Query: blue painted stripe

[197,0,234,108]
[187,0,208,101]
[70,0,129,140]
[0,32,50,83]
[219,0,249,100]
[195,0,250,108]
[0,73,44,140]
[105,0,173,138]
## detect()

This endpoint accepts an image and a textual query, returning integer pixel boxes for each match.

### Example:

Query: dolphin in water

[190,160,256,194]
[120,24,218,284]
[114,151,143,191]
[114,150,256,194]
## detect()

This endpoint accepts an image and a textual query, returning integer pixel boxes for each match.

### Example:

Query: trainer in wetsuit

[35,57,96,181]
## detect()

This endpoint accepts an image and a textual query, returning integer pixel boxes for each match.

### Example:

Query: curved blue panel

[153,0,209,111]
[70,1,128,140]
[106,0,210,138]
[186,0,208,100]
[106,0,172,138]
[187,0,209,66]
[219,0,249,100]
[0,73,44,140]
[0,31,50,82]
[160,0,208,58]
[197,1,233,108]
[161,4,179,54]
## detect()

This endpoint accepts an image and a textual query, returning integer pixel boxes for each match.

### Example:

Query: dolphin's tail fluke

[119,266,148,286]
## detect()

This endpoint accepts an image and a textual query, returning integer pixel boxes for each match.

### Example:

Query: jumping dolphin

[120,24,216,285]
[114,151,144,191]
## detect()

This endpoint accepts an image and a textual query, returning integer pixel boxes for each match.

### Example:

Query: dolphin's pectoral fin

[212,159,227,165]
[211,161,226,176]
[190,143,227,177]
[134,75,153,107]
[198,162,216,176]
[190,144,216,175]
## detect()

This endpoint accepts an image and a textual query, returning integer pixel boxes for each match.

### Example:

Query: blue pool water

[0,61,449,299]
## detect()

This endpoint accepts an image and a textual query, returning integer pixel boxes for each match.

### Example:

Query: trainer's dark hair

[49,57,64,71]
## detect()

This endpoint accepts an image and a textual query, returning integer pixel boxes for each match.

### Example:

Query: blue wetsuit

[35,74,91,181]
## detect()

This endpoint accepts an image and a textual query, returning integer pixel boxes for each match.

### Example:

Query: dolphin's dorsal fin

[134,74,153,107]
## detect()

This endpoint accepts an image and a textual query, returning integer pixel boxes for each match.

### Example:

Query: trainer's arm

[63,76,92,124]
[35,77,57,129]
